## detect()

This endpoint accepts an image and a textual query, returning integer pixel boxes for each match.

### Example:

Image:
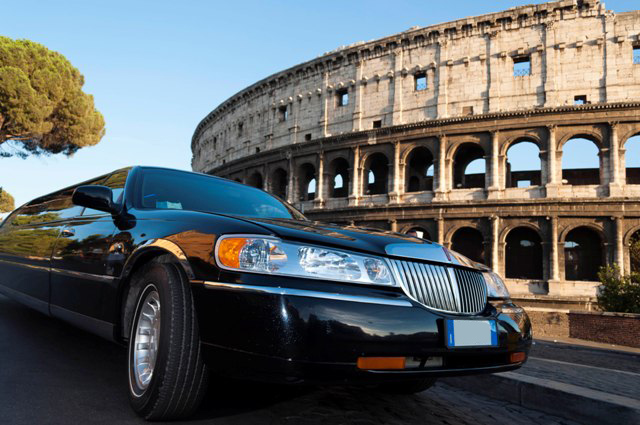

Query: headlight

[215,235,396,287]
[482,272,510,299]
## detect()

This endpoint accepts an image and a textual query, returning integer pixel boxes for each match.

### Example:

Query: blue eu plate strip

[447,319,455,347]
[490,320,498,346]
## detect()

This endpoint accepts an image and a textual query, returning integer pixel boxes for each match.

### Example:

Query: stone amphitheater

[192,0,640,308]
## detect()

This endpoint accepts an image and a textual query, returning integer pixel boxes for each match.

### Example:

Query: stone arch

[563,226,604,281]
[298,162,316,201]
[450,227,485,265]
[328,157,351,198]
[505,226,543,279]
[560,134,602,186]
[247,171,263,189]
[403,226,432,240]
[271,168,288,199]
[626,227,640,274]
[452,143,485,189]
[504,138,542,188]
[405,146,435,192]
[363,152,390,195]
[624,133,640,185]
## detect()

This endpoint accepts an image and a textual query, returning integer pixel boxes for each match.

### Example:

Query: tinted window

[136,169,305,220]
[82,170,129,216]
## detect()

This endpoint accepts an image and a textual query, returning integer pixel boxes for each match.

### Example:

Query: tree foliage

[0,36,105,157]
[597,265,640,314]
[0,188,14,212]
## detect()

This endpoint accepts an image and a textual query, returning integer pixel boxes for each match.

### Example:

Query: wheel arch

[116,239,195,342]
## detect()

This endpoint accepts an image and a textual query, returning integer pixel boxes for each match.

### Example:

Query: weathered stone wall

[192,0,640,172]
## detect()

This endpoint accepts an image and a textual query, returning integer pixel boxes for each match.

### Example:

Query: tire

[376,377,437,394]
[127,255,208,421]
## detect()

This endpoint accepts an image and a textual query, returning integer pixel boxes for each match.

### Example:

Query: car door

[49,170,130,333]
[0,192,83,314]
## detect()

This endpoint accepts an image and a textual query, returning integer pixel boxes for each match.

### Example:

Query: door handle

[61,228,75,238]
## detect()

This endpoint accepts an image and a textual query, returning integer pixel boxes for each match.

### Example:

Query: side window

[82,170,129,216]
[45,188,84,220]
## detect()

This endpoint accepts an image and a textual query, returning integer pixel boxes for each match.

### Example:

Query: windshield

[135,168,305,220]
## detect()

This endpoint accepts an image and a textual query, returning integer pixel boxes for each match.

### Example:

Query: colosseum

[192,0,640,309]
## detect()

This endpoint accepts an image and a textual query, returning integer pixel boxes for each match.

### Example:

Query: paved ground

[0,294,580,425]
[522,340,640,400]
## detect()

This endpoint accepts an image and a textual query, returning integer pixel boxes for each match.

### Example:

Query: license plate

[445,319,498,348]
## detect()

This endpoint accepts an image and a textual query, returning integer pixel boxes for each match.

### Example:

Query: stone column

[609,122,622,196]
[545,125,560,198]
[314,152,325,207]
[389,219,398,233]
[352,62,364,132]
[550,216,560,281]
[615,217,625,274]
[390,141,402,203]
[434,135,448,200]
[286,153,295,204]
[491,216,500,272]
[391,50,404,125]
[349,146,361,206]
[320,73,330,137]
[487,131,501,199]
[437,218,445,245]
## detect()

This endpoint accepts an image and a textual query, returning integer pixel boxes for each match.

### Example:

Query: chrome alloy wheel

[131,286,161,396]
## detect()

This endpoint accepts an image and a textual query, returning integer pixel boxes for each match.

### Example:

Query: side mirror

[72,185,118,214]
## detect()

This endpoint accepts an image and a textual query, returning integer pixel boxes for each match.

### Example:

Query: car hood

[238,217,483,269]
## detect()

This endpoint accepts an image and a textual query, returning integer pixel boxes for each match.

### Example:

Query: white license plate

[445,319,498,348]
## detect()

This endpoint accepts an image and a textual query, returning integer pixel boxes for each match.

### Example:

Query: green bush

[597,265,640,314]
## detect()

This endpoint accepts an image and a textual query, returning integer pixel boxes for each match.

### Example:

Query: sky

[1,0,639,207]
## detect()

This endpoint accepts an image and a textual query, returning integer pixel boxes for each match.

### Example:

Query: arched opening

[451,227,485,264]
[453,143,485,189]
[405,147,434,192]
[564,227,603,281]
[505,227,543,279]
[506,141,541,188]
[298,163,316,201]
[329,158,350,198]
[405,227,431,240]
[247,172,263,189]
[625,135,640,185]
[562,137,600,185]
[630,230,640,274]
[271,168,288,200]
[365,153,389,195]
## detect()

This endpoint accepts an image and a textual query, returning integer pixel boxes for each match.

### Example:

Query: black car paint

[0,166,532,384]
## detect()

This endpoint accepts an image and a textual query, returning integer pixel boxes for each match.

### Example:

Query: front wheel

[376,377,437,394]
[127,256,208,420]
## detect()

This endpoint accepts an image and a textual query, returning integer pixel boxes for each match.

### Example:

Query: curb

[441,372,640,425]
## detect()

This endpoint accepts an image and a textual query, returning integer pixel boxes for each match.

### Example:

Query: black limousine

[0,166,532,420]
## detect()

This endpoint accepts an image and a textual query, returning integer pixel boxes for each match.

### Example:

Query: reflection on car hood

[241,217,480,269]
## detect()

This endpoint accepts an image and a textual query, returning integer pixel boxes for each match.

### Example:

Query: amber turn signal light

[510,352,526,363]
[217,238,248,269]
[357,357,406,370]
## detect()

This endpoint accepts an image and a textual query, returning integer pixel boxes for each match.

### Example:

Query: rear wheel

[376,377,437,394]
[127,256,208,420]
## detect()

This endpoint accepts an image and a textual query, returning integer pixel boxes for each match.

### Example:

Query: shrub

[597,265,640,314]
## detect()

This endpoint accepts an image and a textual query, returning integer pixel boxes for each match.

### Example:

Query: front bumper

[191,277,532,384]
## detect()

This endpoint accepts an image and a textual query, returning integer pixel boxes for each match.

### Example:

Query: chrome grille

[390,260,487,314]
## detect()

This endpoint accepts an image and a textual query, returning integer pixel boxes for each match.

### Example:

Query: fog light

[357,357,406,370]
[510,352,526,363]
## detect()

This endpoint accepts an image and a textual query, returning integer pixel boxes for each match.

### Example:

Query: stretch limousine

[0,166,532,420]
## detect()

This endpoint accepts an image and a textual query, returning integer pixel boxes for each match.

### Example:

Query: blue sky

[1,0,638,207]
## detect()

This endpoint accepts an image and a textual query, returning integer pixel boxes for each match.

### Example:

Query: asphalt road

[0,294,578,425]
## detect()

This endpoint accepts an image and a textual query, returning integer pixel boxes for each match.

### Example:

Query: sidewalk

[441,338,640,425]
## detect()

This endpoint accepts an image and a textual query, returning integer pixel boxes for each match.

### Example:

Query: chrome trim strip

[198,281,414,307]
[50,268,117,283]
[0,258,49,272]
